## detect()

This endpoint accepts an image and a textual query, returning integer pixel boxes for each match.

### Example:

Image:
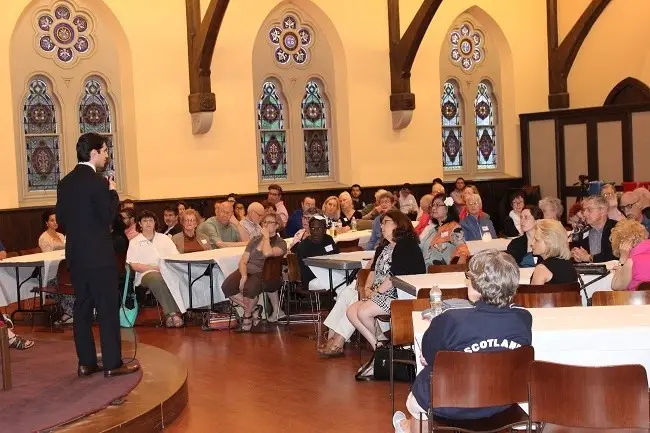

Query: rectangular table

[0,250,65,315]
[304,250,375,292]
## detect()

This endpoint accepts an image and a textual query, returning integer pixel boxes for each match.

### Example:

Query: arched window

[23,77,61,191]
[474,81,497,170]
[441,80,463,172]
[79,77,115,174]
[301,80,330,177]
[258,81,288,181]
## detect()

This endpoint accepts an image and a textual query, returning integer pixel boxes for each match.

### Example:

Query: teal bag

[119,265,138,328]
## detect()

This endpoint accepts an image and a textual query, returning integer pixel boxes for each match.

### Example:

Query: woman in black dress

[531,219,578,285]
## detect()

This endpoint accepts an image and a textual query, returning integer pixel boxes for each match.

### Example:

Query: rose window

[449,21,484,73]
[268,13,313,67]
[34,1,95,67]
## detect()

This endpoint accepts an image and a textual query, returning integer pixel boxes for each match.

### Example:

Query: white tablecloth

[306,250,376,291]
[0,250,65,307]
[413,305,650,376]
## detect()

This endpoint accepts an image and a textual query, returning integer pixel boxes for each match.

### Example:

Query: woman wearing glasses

[503,190,526,237]
[221,212,288,330]
[420,194,469,266]
[600,184,624,221]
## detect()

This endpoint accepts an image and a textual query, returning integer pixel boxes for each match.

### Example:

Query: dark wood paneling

[604,77,650,106]
[0,179,524,252]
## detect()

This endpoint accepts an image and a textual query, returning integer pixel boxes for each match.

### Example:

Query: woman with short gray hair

[538,197,564,221]
[393,249,532,433]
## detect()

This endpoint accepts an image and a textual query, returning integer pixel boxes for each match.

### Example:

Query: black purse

[373,345,416,382]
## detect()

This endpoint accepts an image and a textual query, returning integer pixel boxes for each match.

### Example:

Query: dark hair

[261,200,277,212]
[455,177,465,183]
[524,205,544,220]
[163,205,178,216]
[136,210,159,232]
[431,193,460,225]
[432,178,443,186]
[121,207,136,220]
[380,209,419,245]
[175,200,187,210]
[121,199,134,208]
[510,190,526,204]
[401,183,412,191]
[192,200,211,218]
[351,184,361,190]
[227,193,238,200]
[268,184,283,195]
[76,132,106,163]
[42,209,56,226]
[302,195,315,203]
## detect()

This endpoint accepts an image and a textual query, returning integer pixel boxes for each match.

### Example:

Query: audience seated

[568,201,587,243]
[294,216,339,291]
[634,187,650,219]
[261,200,277,213]
[126,211,184,328]
[398,183,418,217]
[171,209,211,253]
[503,190,526,237]
[121,199,135,210]
[351,184,366,212]
[347,210,425,379]
[366,190,397,250]
[611,219,650,291]
[506,205,543,267]
[601,184,624,221]
[159,205,182,236]
[362,189,391,220]
[222,212,288,330]
[38,209,66,252]
[571,195,616,263]
[240,202,265,239]
[459,185,482,220]
[450,177,466,213]
[266,184,288,229]
[175,200,187,217]
[414,194,433,236]
[531,219,578,285]
[538,196,563,221]
[619,191,650,232]
[286,195,316,237]
[291,207,323,250]
[234,202,246,221]
[420,194,469,266]
[394,250,532,433]
[431,178,445,195]
[226,193,238,205]
[322,196,341,228]
[460,193,496,241]
[121,207,138,241]
[197,201,247,249]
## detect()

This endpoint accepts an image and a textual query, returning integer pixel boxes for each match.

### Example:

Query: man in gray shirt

[197,201,248,249]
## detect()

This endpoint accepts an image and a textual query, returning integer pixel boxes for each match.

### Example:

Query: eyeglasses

[620,200,639,212]
[602,192,615,198]
[262,221,277,226]
[381,219,394,226]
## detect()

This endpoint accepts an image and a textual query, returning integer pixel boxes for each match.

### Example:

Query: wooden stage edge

[48,340,189,433]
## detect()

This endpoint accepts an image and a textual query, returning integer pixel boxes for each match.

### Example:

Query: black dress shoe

[104,362,140,378]
[78,364,102,377]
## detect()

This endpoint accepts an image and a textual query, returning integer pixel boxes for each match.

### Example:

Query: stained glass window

[449,22,484,73]
[475,81,497,170]
[23,78,61,191]
[258,81,287,180]
[35,3,94,67]
[79,78,115,174]
[267,14,313,67]
[441,81,463,171]
[301,81,330,177]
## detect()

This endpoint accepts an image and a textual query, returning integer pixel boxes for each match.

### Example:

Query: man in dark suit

[56,132,139,378]
[570,195,617,263]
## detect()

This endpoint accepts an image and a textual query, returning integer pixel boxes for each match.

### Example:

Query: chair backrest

[517,282,580,293]
[19,247,42,255]
[514,291,582,308]
[389,299,417,346]
[416,287,469,300]
[591,290,650,306]
[529,361,649,429]
[262,256,284,282]
[355,268,371,292]
[637,281,650,291]
[355,219,373,231]
[427,263,468,274]
[286,253,301,283]
[431,346,534,408]
[412,298,431,311]
[336,238,360,253]
[5,251,19,259]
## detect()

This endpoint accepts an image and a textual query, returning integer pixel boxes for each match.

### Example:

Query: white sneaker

[392,411,407,433]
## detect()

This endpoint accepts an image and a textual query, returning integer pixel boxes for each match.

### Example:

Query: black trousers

[71,266,122,370]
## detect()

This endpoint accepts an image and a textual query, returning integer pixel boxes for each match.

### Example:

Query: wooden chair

[514,282,582,308]
[416,287,468,300]
[355,219,373,231]
[387,299,417,413]
[39,259,74,330]
[336,238,361,252]
[529,360,649,431]
[19,247,42,255]
[0,326,10,391]
[427,263,468,274]
[259,256,284,327]
[426,346,534,432]
[637,282,650,291]
[591,290,650,306]
[283,253,325,340]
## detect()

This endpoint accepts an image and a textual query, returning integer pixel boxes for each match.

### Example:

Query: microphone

[104,169,115,180]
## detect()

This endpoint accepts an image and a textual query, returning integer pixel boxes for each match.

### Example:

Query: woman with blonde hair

[531,219,578,285]
[322,196,341,228]
[610,219,650,291]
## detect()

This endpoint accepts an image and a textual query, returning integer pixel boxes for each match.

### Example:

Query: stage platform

[0,337,187,433]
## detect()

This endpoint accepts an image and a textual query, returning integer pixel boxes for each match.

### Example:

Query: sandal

[251,305,263,327]
[165,315,176,328]
[236,316,253,332]
[319,344,344,359]
[9,335,34,350]
[54,314,73,326]
[172,314,184,328]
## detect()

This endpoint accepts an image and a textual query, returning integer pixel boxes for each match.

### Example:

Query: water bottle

[429,285,443,317]
[350,217,357,232]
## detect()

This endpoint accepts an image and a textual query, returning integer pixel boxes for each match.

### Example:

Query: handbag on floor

[119,266,138,328]
[373,345,416,382]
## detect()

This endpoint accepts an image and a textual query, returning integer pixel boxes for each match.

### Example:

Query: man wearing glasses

[570,195,616,263]
[619,191,650,232]
[240,202,265,239]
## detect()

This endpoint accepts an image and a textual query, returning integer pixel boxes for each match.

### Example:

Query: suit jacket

[56,164,120,270]
[570,218,617,263]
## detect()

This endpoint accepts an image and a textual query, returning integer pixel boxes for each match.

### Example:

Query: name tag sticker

[441,231,449,237]
[200,239,207,244]
[482,226,490,232]
[583,231,589,239]
[325,244,334,252]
